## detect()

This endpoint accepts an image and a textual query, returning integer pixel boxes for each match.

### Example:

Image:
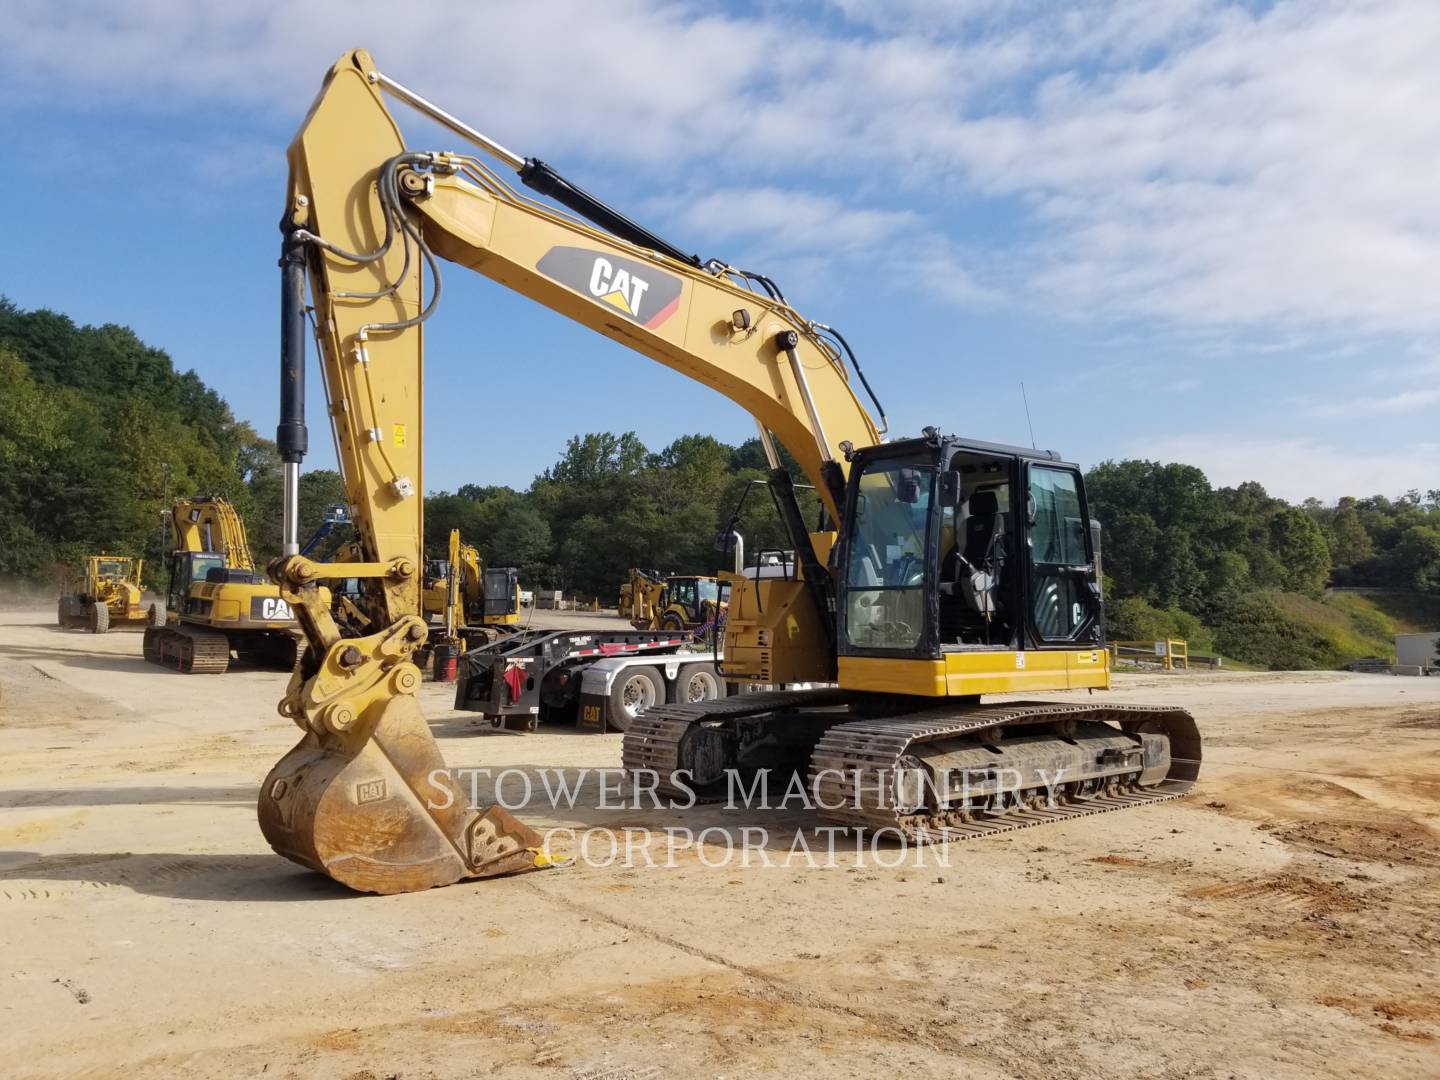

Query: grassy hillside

[1219,590,1440,670]
[1109,588,1440,670]
[1330,590,1440,634]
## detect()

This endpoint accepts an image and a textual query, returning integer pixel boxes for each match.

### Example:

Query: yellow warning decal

[393,424,407,448]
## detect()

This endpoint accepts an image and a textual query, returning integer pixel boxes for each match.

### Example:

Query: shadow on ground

[0,639,152,676]
[0,849,358,902]
[0,637,293,677]
[1,785,256,808]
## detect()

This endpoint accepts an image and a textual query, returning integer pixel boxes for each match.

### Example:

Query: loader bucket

[258,691,549,894]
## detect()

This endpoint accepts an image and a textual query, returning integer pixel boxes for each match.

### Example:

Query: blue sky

[3,0,1436,502]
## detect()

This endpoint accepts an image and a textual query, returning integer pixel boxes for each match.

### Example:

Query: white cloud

[1308,387,1440,419]
[1125,434,1440,503]
[654,187,917,256]
[647,185,997,306]
[4,0,1439,339]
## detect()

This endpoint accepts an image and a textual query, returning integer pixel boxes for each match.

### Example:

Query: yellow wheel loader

[253,50,1200,894]
[58,555,148,633]
[143,496,309,674]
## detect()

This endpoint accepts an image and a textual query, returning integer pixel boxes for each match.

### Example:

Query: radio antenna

[1020,382,1037,450]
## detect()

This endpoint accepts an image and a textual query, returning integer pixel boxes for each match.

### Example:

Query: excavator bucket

[258,690,548,894]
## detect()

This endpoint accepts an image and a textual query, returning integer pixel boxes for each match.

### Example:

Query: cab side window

[1029,467,1093,641]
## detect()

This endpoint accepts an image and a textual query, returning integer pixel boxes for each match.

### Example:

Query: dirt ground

[1,608,1437,1079]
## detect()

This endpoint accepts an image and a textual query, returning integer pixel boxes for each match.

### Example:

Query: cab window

[1029,467,1093,641]
[844,456,933,651]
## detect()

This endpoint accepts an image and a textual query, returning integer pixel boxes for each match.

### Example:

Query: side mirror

[938,471,962,508]
[1026,492,1038,525]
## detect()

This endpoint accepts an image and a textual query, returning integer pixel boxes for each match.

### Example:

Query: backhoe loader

[623,568,723,639]
[144,496,307,674]
[58,555,148,632]
[258,50,1200,894]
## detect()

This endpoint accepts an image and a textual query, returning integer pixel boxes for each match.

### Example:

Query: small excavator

[258,50,1200,894]
[144,496,306,674]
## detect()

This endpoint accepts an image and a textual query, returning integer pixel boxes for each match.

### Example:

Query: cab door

[1025,465,1101,644]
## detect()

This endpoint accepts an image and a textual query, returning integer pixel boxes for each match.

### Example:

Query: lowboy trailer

[454,628,723,731]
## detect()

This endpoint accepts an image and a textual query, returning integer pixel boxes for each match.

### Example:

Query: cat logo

[588,257,648,316]
[536,246,683,329]
[252,596,294,621]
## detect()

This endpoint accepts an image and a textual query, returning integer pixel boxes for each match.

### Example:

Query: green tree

[1394,526,1440,592]
[1325,499,1374,570]
[1268,506,1331,594]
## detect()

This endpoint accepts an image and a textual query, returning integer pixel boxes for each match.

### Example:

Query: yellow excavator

[144,496,306,674]
[258,50,1200,894]
[420,528,522,677]
[58,555,148,632]
[623,568,723,638]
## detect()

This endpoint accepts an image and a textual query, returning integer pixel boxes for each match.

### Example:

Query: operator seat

[939,490,1008,644]
[963,490,1001,570]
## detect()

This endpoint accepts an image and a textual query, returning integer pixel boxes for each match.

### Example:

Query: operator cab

[836,432,1103,659]
[168,551,226,613]
[95,558,131,580]
[425,558,450,586]
[481,567,522,620]
[665,576,720,622]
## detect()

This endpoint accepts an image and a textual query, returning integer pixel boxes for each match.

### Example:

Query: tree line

[0,298,343,584]
[1087,462,1439,667]
[2,298,1433,668]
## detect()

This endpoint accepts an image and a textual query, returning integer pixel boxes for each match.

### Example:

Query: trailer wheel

[676,662,722,704]
[148,601,166,628]
[608,666,664,732]
[89,601,110,634]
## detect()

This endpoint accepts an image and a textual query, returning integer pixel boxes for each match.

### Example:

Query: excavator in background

[421,528,522,677]
[144,496,307,674]
[259,50,1200,895]
[623,568,723,639]
[57,555,149,632]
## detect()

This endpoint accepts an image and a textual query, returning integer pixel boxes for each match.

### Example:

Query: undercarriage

[621,690,1200,839]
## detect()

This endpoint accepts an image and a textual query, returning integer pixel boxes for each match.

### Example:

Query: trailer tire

[148,602,166,628]
[607,666,664,732]
[89,601,110,634]
[675,662,722,705]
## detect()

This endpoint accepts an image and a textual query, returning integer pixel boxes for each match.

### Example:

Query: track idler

[258,617,552,894]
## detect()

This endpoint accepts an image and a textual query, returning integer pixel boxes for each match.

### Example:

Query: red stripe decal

[644,294,680,329]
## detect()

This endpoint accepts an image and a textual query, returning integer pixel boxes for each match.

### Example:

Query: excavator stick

[262,53,560,893]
